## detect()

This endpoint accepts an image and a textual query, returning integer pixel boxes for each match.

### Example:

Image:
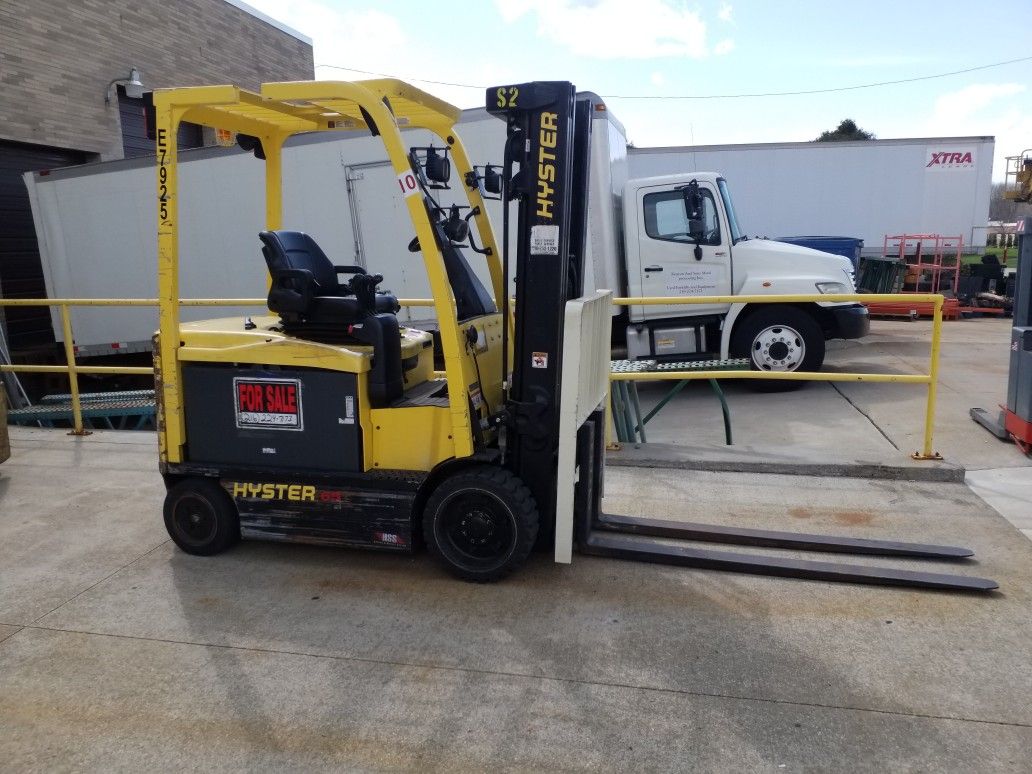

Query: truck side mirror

[681,180,706,244]
[681,180,703,222]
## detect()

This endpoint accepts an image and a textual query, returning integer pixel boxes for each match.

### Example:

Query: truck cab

[619,171,870,372]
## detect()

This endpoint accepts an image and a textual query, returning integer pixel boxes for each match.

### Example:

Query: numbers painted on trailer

[397,169,419,198]
[496,86,519,108]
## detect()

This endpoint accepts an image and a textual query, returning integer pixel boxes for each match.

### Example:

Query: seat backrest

[259,230,339,293]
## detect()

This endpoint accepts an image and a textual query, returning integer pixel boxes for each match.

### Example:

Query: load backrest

[259,230,340,293]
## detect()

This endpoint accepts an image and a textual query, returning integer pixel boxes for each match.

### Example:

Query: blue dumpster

[775,236,864,272]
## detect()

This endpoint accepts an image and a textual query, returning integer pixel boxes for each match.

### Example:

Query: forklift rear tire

[164,478,240,556]
[731,306,825,392]
[423,466,539,582]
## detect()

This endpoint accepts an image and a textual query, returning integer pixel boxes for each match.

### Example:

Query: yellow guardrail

[607,292,945,461]
[0,294,944,459]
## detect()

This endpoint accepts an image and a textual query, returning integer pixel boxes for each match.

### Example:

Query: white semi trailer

[24,95,884,373]
[628,136,995,255]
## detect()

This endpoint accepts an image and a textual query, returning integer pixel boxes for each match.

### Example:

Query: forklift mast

[486,82,594,537]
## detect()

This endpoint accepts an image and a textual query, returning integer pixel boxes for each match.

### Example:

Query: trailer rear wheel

[731,306,825,392]
[164,478,240,556]
[423,466,539,582]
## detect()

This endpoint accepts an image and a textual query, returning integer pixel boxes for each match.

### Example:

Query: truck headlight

[816,282,848,294]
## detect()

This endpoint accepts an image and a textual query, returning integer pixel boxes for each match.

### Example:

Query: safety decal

[530,224,560,255]
[341,395,355,425]
[397,169,420,198]
[233,377,303,431]
[373,531,406,546]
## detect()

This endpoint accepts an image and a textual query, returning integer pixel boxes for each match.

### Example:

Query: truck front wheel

[731,307,825,392]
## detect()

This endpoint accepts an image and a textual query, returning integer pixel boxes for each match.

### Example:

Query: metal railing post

[58,304,89,436]
[913,296,944,460]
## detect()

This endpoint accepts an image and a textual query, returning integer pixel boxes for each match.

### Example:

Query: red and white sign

[234,377,303,431]
[397,169,420,198]
[925,148,976,170]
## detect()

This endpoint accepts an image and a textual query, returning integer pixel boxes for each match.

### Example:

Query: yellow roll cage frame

[152,79,504,465]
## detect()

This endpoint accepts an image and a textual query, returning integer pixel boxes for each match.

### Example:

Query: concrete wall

[0,0,313,159]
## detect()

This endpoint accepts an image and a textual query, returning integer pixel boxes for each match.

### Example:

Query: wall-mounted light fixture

[104,67,145,103]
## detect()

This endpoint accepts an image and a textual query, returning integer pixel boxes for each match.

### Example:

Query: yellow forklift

[150,78,995,590]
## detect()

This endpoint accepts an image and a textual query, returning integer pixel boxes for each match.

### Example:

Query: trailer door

[634,183,731,319]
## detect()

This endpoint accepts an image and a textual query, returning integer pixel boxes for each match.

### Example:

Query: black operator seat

[260,230,399,324]
[259,230,404,406]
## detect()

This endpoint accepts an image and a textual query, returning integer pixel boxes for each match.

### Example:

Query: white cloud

[240,0,493,107]
[713,38,735,56]
[495,0,709,59]
[926,83,1031,179]
[931,83,1026,123]
[650,71,666,86]
[244,1,406,67]
[718,3,733,23]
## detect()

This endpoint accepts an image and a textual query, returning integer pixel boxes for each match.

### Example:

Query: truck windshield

[717,178,744,244]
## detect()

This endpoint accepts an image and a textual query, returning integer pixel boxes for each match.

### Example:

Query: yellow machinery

[1004,150,1032,202]
[152,79,534,580]
[150,78,996,590]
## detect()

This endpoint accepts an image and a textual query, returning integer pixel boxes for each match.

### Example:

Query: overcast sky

[244,0,1032,179]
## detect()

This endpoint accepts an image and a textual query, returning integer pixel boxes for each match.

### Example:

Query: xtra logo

[925,149,975,169]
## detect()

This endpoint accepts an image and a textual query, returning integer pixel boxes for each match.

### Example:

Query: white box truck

[24,93,868,373]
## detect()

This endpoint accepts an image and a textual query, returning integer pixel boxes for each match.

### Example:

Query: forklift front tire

[423,466,539,582]
[163,478,240,556]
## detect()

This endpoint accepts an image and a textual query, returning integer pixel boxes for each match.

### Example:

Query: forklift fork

[581,522,998,592]
[568,412,997,593]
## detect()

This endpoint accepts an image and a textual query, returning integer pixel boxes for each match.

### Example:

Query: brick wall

[0,0,314,159]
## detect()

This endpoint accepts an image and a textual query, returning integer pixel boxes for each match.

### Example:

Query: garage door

[0,140,92,351]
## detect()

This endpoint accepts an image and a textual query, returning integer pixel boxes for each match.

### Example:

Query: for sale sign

[925,148,976,170]
[233,377,303,431]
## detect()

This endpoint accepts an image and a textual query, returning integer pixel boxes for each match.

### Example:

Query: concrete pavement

[1,427,1031,770]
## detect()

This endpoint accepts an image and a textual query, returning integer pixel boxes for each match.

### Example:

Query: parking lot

[2,316,1031,771]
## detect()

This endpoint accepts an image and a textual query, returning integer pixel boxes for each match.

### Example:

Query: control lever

[348,272,383,313]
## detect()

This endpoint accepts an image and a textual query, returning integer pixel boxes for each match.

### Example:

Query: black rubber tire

[422,465,539,582]
[163,478,240,556]
[730,306,825,393]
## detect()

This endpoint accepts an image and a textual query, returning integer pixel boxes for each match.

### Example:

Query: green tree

[814,119,876,142]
